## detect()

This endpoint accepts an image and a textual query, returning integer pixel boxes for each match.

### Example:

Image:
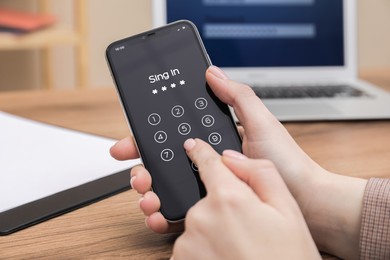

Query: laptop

[153,0,390,121]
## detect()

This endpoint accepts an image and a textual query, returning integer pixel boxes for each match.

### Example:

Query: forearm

[299,169,367,259]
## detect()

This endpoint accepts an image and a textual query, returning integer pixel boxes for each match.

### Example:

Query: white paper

[0,111,141,213]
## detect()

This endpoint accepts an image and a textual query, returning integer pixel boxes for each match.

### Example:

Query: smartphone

[106,20,242,222]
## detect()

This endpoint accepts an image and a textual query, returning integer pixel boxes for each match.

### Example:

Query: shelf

[0,0,88,89]
[0,26,80,50]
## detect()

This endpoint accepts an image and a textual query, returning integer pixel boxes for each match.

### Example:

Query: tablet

[0,112,140,235]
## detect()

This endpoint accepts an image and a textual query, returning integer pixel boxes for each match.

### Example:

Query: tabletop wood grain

[0,69,389,259]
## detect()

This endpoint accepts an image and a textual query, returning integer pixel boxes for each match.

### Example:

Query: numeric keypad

[149,97,224,163]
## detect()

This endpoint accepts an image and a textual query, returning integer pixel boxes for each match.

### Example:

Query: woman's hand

[171,138,321,260]
[111,66,367,259]
[110,65,321,233]
[110,136,183,233]
[206,66,324,202]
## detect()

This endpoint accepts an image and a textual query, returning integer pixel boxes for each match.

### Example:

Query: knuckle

[252,159,279,177]
[236,83,257,98]
[258,159,276,170]
[241,83,256,95]
[198,155,219,171]
[231,83,259,108]
[212,187,243,208]
[185,202,211,236]
[131,165,146,177]
[130,166,141,176]
[172,236,184,259]
[202,156,218,166]
[185,206,204,226]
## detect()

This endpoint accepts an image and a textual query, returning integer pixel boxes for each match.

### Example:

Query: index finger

[184,138,237,190]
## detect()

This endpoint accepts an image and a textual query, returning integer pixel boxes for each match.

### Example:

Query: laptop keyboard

[252,84,368,99]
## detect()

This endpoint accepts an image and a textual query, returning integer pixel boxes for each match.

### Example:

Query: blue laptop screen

[167,0,344,67]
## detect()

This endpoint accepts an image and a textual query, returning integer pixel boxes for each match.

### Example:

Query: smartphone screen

[106,20,241,221]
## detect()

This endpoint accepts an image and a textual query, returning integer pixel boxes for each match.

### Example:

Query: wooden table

[1,69,390,259]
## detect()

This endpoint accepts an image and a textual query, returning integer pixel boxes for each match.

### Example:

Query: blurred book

[0,8,56,34]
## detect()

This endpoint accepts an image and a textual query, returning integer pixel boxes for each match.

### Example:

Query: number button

[154,131,167,144]
[161,149,174,162]
[148,113,161,126]
[201,115,215,128]
[195,98,208,110]
[171,105,185,118]
[178,123,191,135]
[208,132,222,146]
[191,162,199,172]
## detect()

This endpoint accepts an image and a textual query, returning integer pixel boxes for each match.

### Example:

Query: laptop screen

[166,0,344,68]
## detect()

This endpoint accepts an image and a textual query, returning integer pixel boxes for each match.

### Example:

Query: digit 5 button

[178,123,191,135]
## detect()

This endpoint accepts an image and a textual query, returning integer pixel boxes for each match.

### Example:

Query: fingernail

[209,66,229,80]
[145,217,150,228]
[130,176,136,188]
[184,138,196,151]
[223,150,248,160]
[138,196,144,206]
[109,143,117,156]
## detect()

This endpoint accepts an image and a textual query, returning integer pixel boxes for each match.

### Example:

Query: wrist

[298,169,367,259]
[280,153,323,211]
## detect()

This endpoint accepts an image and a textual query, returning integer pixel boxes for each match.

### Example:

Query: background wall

[0,0,40,90]
[358,0,390,69]
[0,0,152,90]
[0,0,389,91]
[49,0,152,90]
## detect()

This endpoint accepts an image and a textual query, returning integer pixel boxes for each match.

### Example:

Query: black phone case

[106,20,242,221]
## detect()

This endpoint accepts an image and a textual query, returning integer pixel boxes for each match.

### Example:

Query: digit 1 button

[154,131,167,144]
[148,113,161,126]
[195,97,208,110]
[208,132,222,146]
[161,149,174,162]
[178,123,191,135]
[171,105,185,118]
[201,115,215,128]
